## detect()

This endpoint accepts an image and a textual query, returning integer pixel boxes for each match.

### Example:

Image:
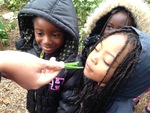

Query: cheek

[55,39,64,48]
[34,35,41,45]
[52,36,64,47]
[88,63,109,82]
[102,68,115,83]
[94,67,107,82]
[103,29,108,36]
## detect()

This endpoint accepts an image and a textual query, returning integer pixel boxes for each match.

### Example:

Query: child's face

[34,17,64,54]
[84,34,131,84]
[103,11,132,36]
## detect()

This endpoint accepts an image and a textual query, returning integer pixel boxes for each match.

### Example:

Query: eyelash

[35,32,61,38]
[94,46,111,66]
[36,32,43,36]
[94,48,99,52]
[106,24,113,30]
[95,49,110,66]
[53,34,60,37]
[103,59,110,66]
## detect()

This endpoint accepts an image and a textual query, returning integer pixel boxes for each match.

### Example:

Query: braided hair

[78,28,141,113]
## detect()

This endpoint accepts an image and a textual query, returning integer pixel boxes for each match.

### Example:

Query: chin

[83,69,89,77]
[83,68,87,75]
[84,69,92,80]
[44,50,54,54]
[84,71,99,82]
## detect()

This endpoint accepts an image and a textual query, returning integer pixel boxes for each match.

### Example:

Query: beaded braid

[78,28,141,113]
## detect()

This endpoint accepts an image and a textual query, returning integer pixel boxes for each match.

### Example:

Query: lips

[43,46,54,52]
[85,62,93,72]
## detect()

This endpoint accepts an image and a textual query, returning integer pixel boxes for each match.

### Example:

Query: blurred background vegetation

[0,0,150,48]
[0,0,103,47]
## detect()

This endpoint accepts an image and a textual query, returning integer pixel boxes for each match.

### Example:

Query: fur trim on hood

[84,0,150,36]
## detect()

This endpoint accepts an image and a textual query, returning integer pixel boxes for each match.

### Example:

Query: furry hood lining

[84,0,150,36]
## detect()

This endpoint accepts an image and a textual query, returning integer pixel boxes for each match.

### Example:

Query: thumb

[40,58,64,71]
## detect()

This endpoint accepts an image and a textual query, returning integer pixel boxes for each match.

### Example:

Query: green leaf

[65,62,84,69]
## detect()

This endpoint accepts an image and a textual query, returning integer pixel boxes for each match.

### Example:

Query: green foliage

[9,18,15,30]
[0,0,26,46]
[73,0,103,50]
[0,17,15,45]
[146,1,150,7]
[0,18,8,45]
[4,0,29,11]
[65,62,83,69]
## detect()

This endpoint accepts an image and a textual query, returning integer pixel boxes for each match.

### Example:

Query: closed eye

[94,43,102,52]
[94,47,99,52]
[103,58,111,66]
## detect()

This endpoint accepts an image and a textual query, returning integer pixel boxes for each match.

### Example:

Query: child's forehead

[33,17,63,30]
[109,10,133,25]
[96,34,128,51]
[110,11,130,21]
[112,11,128,18]
[111,7,129,16]
[104,33,127,41]
[34,17,53,25]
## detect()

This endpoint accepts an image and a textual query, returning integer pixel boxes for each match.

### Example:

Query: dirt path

[0,78,28,113]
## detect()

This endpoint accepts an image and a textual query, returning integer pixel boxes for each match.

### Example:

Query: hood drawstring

[40,50,44,59]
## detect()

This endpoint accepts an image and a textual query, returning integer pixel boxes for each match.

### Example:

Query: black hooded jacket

[15,0,79,113]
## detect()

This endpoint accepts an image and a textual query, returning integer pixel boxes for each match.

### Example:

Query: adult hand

[0,51,64,90]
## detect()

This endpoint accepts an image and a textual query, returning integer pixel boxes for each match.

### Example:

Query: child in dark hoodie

[15,0,79,112]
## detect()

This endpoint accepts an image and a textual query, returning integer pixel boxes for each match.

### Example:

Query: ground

[0,6,28,113]
[0,5,150,113]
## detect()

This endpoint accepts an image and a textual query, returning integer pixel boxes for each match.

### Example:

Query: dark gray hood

[16,0,79,61]
[119,26,150,98]
[18,0,79,40]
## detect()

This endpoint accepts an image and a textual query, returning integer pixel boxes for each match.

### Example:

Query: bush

[0,17,16,45]
[4,0,28,11]
[0,18,8,45]
[73,0,103,50]
[3,0,103,50]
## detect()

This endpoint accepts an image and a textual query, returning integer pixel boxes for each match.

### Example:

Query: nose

[91,52,100,65]
[43,35,53,44]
